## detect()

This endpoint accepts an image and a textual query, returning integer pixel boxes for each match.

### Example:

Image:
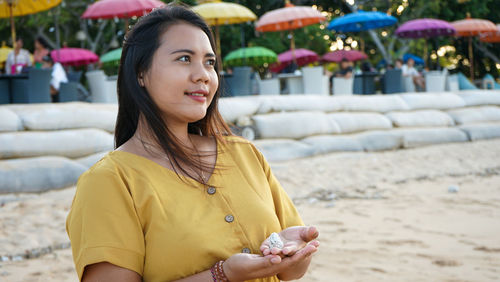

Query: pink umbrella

[395,18,456,38]
[270,48,318,72]
[51,48,99,66]
[82,0,165,32]
[322,50,368,63]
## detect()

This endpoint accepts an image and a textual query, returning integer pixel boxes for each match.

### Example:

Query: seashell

[268,232,284,249]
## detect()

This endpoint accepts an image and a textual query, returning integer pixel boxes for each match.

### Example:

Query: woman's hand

[260,226,319,257]
[222,241,318,282]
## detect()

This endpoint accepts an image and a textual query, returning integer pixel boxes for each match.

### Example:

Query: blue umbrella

[327,10,397,32]
[403,54,425,65]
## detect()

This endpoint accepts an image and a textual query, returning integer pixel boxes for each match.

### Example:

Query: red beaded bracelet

[210,260,229,282]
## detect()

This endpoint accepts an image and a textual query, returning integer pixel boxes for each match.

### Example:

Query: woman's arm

[82,262,141,282]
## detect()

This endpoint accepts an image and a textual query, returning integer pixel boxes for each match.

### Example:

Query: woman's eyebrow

[170,49,216,58]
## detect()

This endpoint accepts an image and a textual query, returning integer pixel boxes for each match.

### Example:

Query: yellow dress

[66,136,303,281]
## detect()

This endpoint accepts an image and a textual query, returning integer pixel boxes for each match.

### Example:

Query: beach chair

[457,72,477,90]
[425,70,447,92]
[302,66,328,95]
[11,68,51,103]
[0,79,9,104]
[229,66,253,96]
[382,69,403,94]
[445,74,459,92]
[86,70,117,103]
[332,77,353,95]
[254,73,280,95]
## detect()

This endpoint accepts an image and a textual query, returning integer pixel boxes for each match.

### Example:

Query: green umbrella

[100,48,122,63]
[223,46,277,67]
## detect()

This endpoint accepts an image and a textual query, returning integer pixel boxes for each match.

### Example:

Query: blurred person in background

[5,37,32,74]
[33,37,51,68]
[41,54,68,102]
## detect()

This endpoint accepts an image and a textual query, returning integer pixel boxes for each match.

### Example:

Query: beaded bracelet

[210,260,229,282]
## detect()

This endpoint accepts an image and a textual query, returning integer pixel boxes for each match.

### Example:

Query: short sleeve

[66,165,145,280]
[251,144,304,229]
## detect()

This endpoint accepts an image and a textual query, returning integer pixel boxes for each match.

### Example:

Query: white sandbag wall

[1,90,500,193]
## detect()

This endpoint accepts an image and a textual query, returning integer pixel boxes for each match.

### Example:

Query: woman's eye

[206,59,216,66]
[178,55,190,62]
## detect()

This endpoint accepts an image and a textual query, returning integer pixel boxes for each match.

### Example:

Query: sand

[1,139,500,281]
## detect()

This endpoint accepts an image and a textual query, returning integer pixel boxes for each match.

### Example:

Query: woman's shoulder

[220,135,264,161]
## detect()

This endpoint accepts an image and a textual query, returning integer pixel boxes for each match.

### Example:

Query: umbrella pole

[290,30,296,65]
[468,36,474,81]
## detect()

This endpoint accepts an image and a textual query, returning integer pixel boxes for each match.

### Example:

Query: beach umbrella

[0,0,62,51]
[451,15,497,80]
[480,24,500,43]
[192,1,256,63]
[322,50,367,63]
[270,48,318,73]
[395,18,456,68]
[82,0,165,33]
[255,2,325,63]
[403,54,425,65]
[100,48,122,63]
[327,10,397,32]
[223,47,277,67]
[50,48,99,66]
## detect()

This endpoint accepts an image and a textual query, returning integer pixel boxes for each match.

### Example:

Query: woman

[66,4,319,282]
[33,37,51,68]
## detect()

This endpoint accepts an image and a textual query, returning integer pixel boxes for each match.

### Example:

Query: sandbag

[218,96,261,124]
[354,131,402,151]
[447,106,500,125]
[253,139,314,162]
[0,128,114,159]
[256,95,342,114]
[5,102,117,132]
[0,156,87,193]
[459,123,500,141]
[385,110,455,127]
[0,108,22,132]
[327,112,393,133]
[456,90,500,106]
[400,93,466,110]
[331,95,409,113]
[252,111,340,139]
[76,151,109,168]
[301,135,363,154]
[394,128,469,148]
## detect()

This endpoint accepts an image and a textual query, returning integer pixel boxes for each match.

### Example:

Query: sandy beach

[1,139,500,281]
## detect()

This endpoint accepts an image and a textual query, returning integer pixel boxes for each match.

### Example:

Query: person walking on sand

[66,4,320,282]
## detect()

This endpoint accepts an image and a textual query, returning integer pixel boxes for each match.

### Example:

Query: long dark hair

[115,3,232,184]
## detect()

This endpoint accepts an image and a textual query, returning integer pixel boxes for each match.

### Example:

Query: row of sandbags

[219,91,500,124]
[254,123,500,162]
[252,106,500,139]
[1,91,500,133]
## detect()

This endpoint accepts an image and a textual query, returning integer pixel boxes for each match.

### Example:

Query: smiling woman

[66,3,319,282]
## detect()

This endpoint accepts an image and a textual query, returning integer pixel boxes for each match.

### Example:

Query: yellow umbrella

[192,0,256,63]
[0,0,62,49]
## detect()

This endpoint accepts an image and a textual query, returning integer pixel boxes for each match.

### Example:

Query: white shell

[269,232,284,249]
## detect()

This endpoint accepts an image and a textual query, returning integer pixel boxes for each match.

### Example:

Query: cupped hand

[260,226,319,257]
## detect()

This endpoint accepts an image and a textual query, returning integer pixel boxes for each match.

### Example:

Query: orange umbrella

[255,2,325,63]
[451,15,497,80]
[480,24,500,43]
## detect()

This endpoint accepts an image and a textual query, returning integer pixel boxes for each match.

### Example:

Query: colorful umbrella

[322,50,367,62]
[0,0,62,52]
[255,3,325,63]
[82,0,165,33]
[395,18,456,68]
[223,47,277,67]
[270,48,318,73]
[192,1,256,64]
[100,48,122,63]
[480,24,500,43]
[51,48,99,66]
[327,10,397,32]
[451,15,497,80]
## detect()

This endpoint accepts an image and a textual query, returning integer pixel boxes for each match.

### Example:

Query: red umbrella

[270,48,318,72]
[322,50,368,63]
[255,2,325,63]
[451,15,497,80]
[82,0,165,32]
[51,48,99,66]
[480,24,500,43]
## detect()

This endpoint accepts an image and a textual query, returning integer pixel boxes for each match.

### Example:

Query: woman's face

[143,23,218,126]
